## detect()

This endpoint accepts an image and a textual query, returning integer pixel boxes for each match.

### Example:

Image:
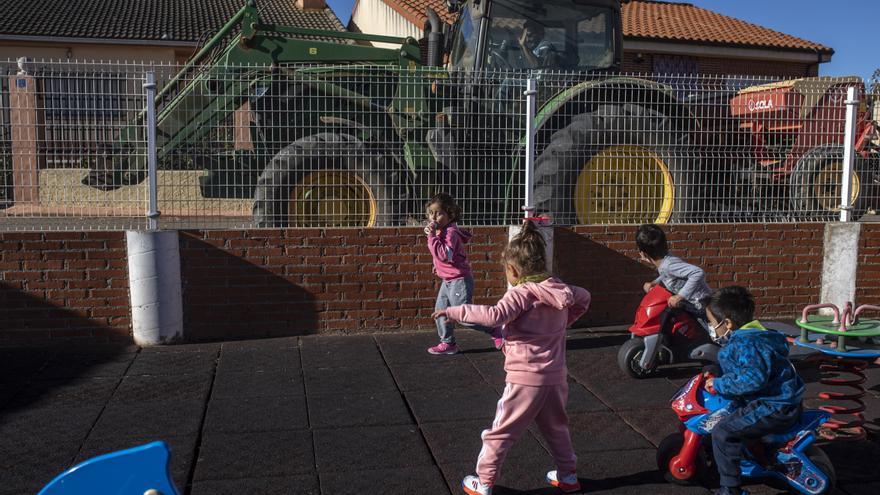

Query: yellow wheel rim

[289,171,377,227]
[814,161,860,212]
[574,145,674,224]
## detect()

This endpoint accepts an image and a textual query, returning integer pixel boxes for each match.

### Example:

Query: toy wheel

[618,337,654,379]
[657,433,709,486]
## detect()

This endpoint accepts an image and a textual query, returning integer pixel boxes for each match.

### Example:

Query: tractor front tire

[789,145,871,221]
[253,133,399,228]
[534,103,700,225]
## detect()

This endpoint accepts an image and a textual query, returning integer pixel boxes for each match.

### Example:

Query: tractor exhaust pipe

[425,8,443,66]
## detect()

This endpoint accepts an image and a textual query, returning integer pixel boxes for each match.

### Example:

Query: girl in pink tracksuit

[433,220,591,495]
[425,193,502,355]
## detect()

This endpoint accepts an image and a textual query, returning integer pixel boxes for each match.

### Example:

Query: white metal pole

[840,86,859,222]
[144,71,160,230]
[523,78,537,218]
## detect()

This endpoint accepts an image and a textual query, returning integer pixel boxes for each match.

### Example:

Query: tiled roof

[380,0,832,53]
[0,0,347,43]
[623,1,831,53]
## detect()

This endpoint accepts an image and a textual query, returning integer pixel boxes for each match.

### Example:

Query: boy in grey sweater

[636,224,712,329]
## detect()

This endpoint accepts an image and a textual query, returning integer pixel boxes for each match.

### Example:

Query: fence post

[143,71,160,230]
[840,86,859,222]
[522,78,537,219]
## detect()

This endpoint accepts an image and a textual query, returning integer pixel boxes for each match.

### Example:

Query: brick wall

[856,226,880,303]
[554,224,826,326]
[177,227,509,340]
[3,223,878,344]
[0,232,130,344]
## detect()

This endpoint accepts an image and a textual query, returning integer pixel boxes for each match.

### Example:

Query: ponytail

[503,220,548,275]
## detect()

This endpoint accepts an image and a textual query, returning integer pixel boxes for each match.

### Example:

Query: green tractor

[84,0,698,227]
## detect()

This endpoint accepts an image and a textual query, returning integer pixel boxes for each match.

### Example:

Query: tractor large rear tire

[534,103,701,225]
[789,145,872,221]
[253,133,401,228]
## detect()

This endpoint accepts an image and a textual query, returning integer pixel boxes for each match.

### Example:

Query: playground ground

[1,325,878,495]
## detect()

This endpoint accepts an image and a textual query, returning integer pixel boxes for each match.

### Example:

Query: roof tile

[0,0,347,42]
[380,0,831,53]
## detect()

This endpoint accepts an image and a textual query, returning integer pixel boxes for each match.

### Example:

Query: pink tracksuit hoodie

[427,222,472,280]
[446,277,591,484]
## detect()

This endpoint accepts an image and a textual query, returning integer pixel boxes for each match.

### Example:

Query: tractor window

[450,7,478,71]
[484,0,616,72]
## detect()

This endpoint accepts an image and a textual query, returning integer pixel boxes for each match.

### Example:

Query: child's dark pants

[711,402,801,488]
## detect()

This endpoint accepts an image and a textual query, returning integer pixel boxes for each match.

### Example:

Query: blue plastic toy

[38,441,180,495]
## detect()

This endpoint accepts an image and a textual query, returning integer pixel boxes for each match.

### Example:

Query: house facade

[350,0,834,78]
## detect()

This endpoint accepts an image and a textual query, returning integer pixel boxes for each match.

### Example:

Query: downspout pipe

[425,8,443,66]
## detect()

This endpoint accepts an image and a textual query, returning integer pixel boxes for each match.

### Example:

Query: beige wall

[0,41,195,64]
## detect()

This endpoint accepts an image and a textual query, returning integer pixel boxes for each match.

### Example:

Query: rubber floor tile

[389,360,487,392]
[0,402,103,442]
[307,390,412,428]
[0,440,82,494]
[111,373,213,403]
[576,449,709,494]
[840,482,880,495]
[615,407,681,447]
[211,369,304,399]
[304,365,398,396]
[579,376,681,411]
[34,354,134,379]
[76,434,197,489]
[566,412,654,452]
[9,376,119,407]
[300,336,384,369]
[190,474,320,495]
[313,425,433,471]
[422,419,548,464]
[375,332,450,365]
[126,350,217,376]
[319,465,449,495]
[217,347,300,373]
[139,342,221,353]
[193,430,314,481]
[220,337,298,352]
[405,382,499,423]
[204,395,309,433]
[88,398,204,439]
[566,380,611,413]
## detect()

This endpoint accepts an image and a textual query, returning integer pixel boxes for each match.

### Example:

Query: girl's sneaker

[546,470,581,493]
[490,328,504,350]
[428,342,459,355]
[462,475,492,495]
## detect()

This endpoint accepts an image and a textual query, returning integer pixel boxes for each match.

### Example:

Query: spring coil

[816,357,867,442]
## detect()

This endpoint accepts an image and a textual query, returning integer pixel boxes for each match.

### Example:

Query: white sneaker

[462,474,492,495]
[546,470,581,493]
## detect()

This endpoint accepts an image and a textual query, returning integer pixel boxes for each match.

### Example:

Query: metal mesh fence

[1,59,878,231]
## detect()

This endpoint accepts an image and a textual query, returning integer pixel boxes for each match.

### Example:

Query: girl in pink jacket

[425,193,502,355]
[433,220,591,495]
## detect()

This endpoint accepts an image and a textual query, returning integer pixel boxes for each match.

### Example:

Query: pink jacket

[427,223,473,281]
[446,278,591,386]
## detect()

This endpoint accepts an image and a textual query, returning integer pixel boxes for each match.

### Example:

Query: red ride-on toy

[618,285,717,378]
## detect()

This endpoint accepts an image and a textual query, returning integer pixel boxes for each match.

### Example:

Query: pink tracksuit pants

[476,382,577,484]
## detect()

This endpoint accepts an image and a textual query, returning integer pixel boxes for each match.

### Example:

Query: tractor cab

[445,0,622,73]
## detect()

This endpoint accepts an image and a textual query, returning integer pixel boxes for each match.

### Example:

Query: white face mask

[709,320,727,345]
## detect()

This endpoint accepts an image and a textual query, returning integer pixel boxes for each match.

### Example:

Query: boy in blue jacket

[703,286,805,495]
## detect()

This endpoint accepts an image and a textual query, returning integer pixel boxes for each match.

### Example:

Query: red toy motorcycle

[618,285,717,378]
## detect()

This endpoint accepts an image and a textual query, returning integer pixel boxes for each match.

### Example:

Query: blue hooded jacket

[714,322,804,410]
